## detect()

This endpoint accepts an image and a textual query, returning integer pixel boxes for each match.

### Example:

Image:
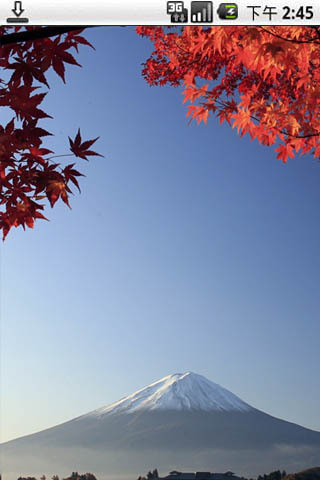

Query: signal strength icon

[191,1,213,22]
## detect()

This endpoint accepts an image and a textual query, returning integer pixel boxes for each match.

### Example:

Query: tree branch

[0,26,97,46]
[201,95,320,139]
[259,26,320,45]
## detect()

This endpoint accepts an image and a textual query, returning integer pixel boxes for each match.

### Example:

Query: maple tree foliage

[0,26,103,240]
[137,26,320,164]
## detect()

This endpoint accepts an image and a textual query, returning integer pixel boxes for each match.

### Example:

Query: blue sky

[1,26,320,443]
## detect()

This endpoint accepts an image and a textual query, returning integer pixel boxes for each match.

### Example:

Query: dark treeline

[16,474,98,480]
[137,470,285,480]
[256,471,287,480]
[138,469,160,480]
[12,468,320,480]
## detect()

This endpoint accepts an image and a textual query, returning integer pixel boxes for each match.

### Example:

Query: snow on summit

[88,372,253,417]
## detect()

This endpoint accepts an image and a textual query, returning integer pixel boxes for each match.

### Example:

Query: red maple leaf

[68,128,104,160]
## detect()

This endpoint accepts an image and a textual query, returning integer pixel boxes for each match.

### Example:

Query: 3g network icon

[167,1,188,22]
[167,1,184,13]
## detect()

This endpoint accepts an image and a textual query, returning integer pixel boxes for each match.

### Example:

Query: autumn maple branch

[0,26,96,46]
[259,26,320,45]
[310,26,320,40]
[0,27,103,239]
[211,97,320,139]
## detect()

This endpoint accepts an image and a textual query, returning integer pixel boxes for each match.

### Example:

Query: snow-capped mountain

[2,372,320,480]
[85,372,253,416]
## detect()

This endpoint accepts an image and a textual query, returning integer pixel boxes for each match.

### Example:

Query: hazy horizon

[2,26,320,445]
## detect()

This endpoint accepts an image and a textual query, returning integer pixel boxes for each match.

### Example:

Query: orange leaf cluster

[0,27,102,240]
[137,26,320,164]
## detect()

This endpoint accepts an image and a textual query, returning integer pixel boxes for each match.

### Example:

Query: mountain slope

[2,372,320,480]
[285,468,320,480]
[83,372,253,416]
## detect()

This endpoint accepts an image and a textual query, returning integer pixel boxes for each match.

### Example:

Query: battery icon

[217,3,238,19]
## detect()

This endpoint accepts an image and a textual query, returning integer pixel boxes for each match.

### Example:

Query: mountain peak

[88,372,253,418]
